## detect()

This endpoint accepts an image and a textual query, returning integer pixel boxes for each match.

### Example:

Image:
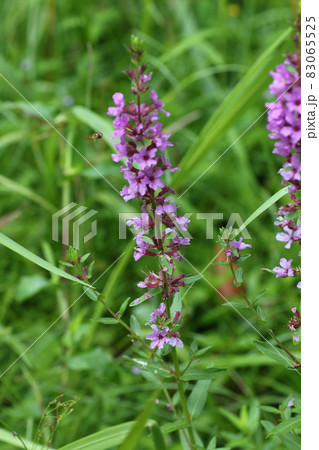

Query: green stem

[229,262,301,368]
[171,346,196,449]
[162,273,196,450]
[87,283,176,376]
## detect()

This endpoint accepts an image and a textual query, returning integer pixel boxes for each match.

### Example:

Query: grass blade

[0,232,89,287]
[58,422,135,450]
[172,27,292,187]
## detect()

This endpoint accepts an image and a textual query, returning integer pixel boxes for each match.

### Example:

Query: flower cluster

[137,266,186,300]
[107,66,190,264]
[266,51,301,289]
[218,228,252,261]
[145,302,183,349]
[287,306,301,342]
[225,237,252,260]
[108,44,188,349]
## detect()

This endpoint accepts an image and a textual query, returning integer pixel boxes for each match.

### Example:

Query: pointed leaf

[181,368,226,381]
[0,232,90,287]
[58,421,135,450]
[267,416,301,436]
[130,315,141,336]
[188,379,211,419]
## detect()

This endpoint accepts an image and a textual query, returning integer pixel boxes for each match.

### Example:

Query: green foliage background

[0,0,300,449]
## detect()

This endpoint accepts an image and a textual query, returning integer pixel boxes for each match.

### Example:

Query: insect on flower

[85,132,103,140]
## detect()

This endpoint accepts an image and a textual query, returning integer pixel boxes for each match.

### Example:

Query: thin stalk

[163,271,196,450]
[229,262,301,367]
[74,261,176,376]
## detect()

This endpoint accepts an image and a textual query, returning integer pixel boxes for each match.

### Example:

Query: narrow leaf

[172,28,292,186]
[150,422,167,450]
[119,297,131,318]
[181,368,226,381]
[184,274,203,284]
[254,341,294,367]
[222,301,249,309]
[118,391,159,450]
[188,380,211,419]
[91,318,119,325]
[0,232,90,287]
[267,416,301,436]
[84,287,99,301]
[130,315,141,336]
[58,421,135,450]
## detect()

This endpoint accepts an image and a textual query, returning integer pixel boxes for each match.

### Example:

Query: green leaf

[119,297,131,318]
[118,391,160,450]
[159,255,174,274]
[234,268,243,286]
[267,416,301,436]
[130,315,141,336]
[196,346,213,357]
[250,289,268,305]
[222,301,249,309]
[58,421,135,450]
[150,422,167,450]
[83,287,99,301]
[188,380,211,419]
[15,275,50,303]
[237,187,289,237]
[257,306,267,324]
[189,341,198,355]
[170,291,182,318]
[172,28,292,187]
[0,232,90,288]
[254,341,294,367]
[235,254,251,264]
[180,368,226,381]
[141,235,154,245]
[59,261,75,268]
[160,420,187,434]
[0,427,50,450]
[207,436,217,450]
[80,253,91,263]
[260,406,281,414]
[129,288,161,307]
[0,174,55,212]
[87,261,95,279]
[91,318,119,325]
[184,274,203,284]
[124,357,172,379]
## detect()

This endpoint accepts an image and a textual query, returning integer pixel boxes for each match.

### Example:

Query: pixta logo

[52,203,98,249]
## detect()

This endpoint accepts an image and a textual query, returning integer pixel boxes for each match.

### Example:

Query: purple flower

[276,224,301,249]
[287,397,295,408]
[132,146,157,169]
[273,258,294,278]
[229,237,252,251]
[149,302,167,322]
[168,333,183,348]
[146,325,170,349]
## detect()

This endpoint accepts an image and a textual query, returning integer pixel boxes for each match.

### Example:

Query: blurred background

[0,0,300,448]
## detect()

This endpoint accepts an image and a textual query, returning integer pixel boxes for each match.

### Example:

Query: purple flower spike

[266,52,301,292]
[109,49,189,350]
